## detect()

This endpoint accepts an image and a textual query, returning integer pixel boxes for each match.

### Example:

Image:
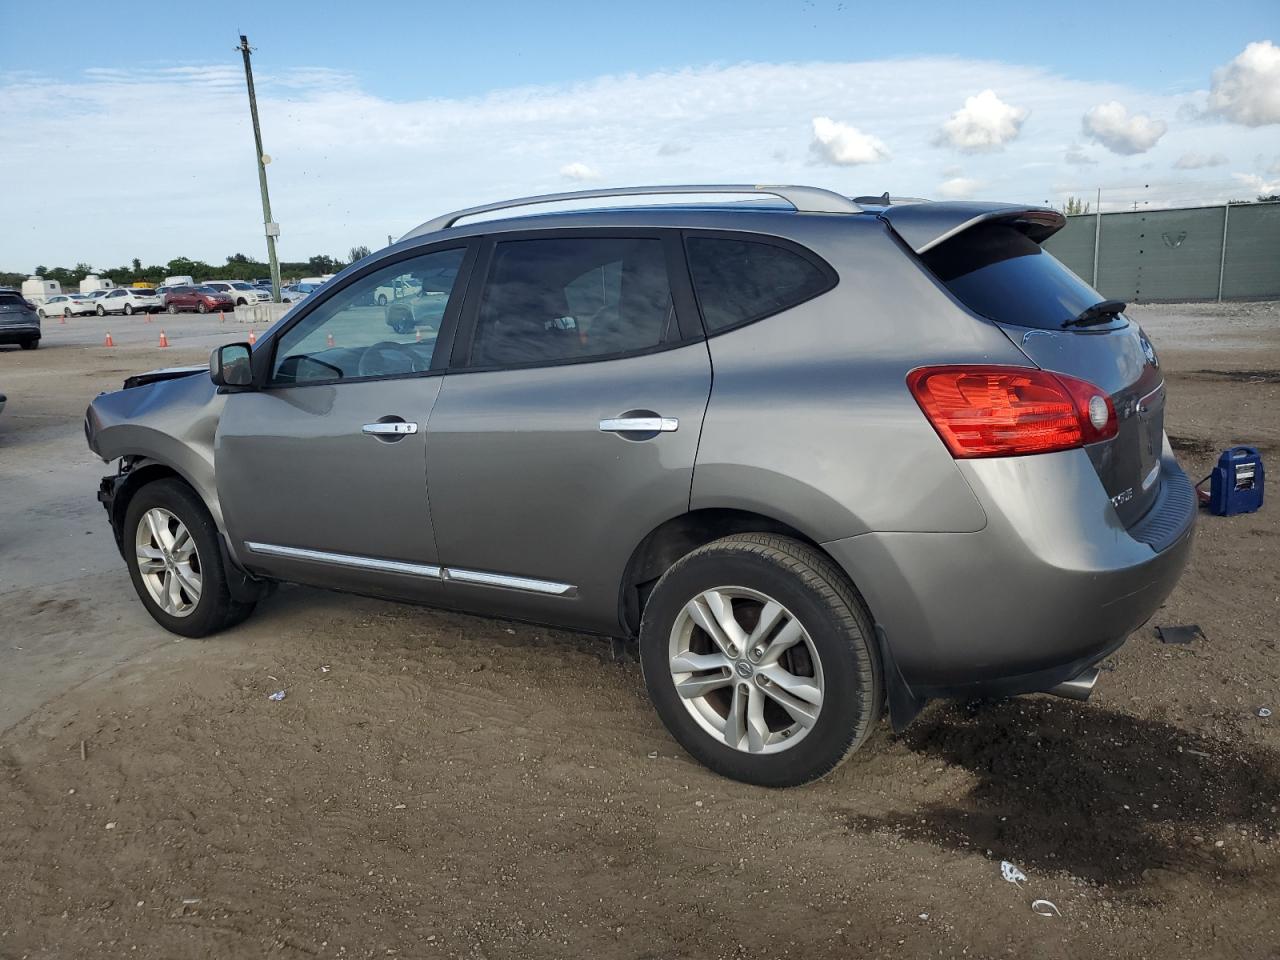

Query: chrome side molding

[243,542,575,596]
[244,542,442,579]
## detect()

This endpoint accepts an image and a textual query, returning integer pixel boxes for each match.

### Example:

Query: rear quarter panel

[691,217,1026,539]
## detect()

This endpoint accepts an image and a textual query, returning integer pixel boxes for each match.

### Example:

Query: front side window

[271,247,466,385]
[470,237,674,367]
[685,235,834,333]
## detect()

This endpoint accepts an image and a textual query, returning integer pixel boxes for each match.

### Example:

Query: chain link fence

[1044,201,1280,303]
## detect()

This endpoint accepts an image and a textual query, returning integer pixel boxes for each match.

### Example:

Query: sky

[1,0,1277,270]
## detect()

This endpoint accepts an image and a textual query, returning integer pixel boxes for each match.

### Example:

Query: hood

[122,365,206,390]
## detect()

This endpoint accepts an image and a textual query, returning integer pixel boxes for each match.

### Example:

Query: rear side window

[685,236,834,333]
[921,223,1110,330]
[471,237,674,367]
[0,293,24,307]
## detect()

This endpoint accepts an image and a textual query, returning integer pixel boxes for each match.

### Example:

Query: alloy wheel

[668,586,824,754]
[134,507,201,617]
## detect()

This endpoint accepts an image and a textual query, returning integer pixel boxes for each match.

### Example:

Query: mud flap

[875,624,927,732]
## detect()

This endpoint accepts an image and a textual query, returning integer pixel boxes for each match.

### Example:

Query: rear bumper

[0,323,40,342]
[823,444,1196,698]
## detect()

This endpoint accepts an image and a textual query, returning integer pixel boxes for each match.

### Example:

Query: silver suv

[86,185,1196,786]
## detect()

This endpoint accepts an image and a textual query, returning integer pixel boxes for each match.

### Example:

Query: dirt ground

[1,303,1278,959]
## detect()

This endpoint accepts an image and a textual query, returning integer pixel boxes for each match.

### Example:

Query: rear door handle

[362,421,418,436]
[599,417,678,433]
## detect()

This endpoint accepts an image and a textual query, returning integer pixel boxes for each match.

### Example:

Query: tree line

[0,246,374,291]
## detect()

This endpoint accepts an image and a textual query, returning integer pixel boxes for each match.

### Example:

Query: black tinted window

[686,236,833,333]
[472,237,673,367]
[921,224,1113,330]
[0,293,24,306]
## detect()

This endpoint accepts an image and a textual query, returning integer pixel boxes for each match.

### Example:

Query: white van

[164,275,195,287]
[21,276,61,305]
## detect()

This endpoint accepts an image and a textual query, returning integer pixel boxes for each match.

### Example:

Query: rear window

[685,236,834,333]
[0,293,24,306]
[134,288,156,295]
[921,223,1113,330]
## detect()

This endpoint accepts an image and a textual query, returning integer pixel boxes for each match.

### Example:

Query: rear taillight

[906,365,1117,458]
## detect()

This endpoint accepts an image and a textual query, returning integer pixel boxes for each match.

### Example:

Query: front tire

[96,305,105,316]
[20,338,38,350]
[197,301,208,314]
[640,533,882,787]
[124,303,134,316]
[167,304,178,315]
[123,478,256,638]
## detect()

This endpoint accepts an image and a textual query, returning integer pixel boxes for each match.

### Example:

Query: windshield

[231,282,252,289]
[195,286,218,294]
[921,223,1121,331]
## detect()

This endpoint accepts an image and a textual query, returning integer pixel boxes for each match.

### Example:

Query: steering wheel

[356,340,424,378]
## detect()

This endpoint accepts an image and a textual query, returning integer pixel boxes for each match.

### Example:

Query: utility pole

[238,35,282,303]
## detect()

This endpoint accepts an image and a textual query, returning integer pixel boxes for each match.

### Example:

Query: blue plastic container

[1208,446,1264,516]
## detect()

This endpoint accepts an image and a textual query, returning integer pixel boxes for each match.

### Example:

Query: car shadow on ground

[846,697,1279,887]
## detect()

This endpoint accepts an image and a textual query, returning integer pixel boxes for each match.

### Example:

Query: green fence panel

[1045,202,1279,302]
[1221,202,1280,300]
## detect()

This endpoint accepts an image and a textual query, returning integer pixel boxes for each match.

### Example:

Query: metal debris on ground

[1155,624,1204,645]
[1000,861,1027,886]
[267,690,286,701]
[1259,707,1273,718]
[1032,900,1061,917]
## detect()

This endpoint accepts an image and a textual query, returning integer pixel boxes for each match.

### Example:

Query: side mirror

[210,342,254,389]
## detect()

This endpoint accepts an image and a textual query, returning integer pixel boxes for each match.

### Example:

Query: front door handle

[362,421,418,437]
[599,417,679,434]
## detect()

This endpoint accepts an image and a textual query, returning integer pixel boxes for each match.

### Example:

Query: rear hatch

[885,203,1166,528]
[0,291,35,326]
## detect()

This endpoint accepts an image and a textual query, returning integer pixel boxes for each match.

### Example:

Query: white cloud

[935,90,1028,153]
[1270,156,1280,176]
[1082,101,1167,154]
[1234,172,1280,196]
[1174,151,1228,169]
[657,141,690,156]
[809,116,889,165]
[559,161,600,181]
[1207,40,1280,126]
[1065,144,1097,166]
[937,177,981,199]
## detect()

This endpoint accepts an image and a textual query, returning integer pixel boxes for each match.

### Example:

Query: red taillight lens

[906,365,1117,458]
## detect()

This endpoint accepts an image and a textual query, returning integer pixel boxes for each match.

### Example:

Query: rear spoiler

[878,201,1066,254]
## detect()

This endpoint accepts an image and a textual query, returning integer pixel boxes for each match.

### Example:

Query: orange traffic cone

[59,313,66,325]
[248,330,257,345]
[158,330,170,348]
[219,310,225,323]
[326,333,335,348]
[104,331,114,347]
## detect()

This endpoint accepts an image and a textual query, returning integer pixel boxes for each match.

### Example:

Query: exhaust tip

[1045,666,1100,702]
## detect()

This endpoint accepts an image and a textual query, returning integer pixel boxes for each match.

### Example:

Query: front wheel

[96,305,105,316]
[167,304,178,315]
[640,533,882,787]
[37,309,46,319]
[20,338,38,350]
[124,303,134,316]
[123,478,256,637]
[197,301,208,314]
[377,294,388,306]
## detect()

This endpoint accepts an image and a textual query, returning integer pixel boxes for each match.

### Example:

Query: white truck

[21,276,61,305]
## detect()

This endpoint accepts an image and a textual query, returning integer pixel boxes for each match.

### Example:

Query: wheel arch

[619,508,855,638]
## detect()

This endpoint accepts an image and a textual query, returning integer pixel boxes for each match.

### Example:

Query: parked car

[95,287,163,316]
[0,288,41,349]
[280,284,312,304]
[384,284,450,334]
[163,285,235,314]
[39,294,98,318]
[85,184,1195,787]
[203,281,270,306]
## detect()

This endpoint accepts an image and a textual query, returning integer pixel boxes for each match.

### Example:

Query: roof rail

[399,184,863,241]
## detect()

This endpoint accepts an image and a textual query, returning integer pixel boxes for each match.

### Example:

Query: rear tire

[64,307,73,318]
[122,478,256,638]
[640,533,882,787]
[20,338,38,350]
[167,304,178,315]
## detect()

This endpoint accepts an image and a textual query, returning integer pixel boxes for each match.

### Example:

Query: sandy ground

[1,304,1278,959]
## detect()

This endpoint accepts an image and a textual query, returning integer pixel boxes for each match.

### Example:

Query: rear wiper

[1063,299,1127,328]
